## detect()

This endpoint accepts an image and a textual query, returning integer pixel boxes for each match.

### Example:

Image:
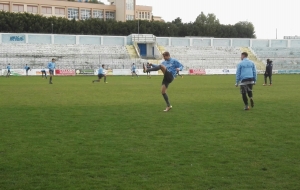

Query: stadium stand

[0,44,137,69]
[164,46,241,69]
[252,47,300,70]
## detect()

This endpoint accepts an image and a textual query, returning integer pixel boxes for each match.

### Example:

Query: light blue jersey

[132,65,136,72]
[7,65,11,70]
[236,58,257,84]
[24,65,30,70]
[48,62,55,70]
[153,58,183,78]
[98,68,105,75]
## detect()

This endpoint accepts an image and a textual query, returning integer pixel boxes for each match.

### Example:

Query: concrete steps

[240,47,265,70]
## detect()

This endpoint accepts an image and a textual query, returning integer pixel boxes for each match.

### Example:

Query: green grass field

[0,75,299,190]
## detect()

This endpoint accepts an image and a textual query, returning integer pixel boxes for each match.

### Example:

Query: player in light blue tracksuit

[93,64,108,83]
[41,68,47,79]
[143,51,183,112]
[6,64,11,78]
[24,64,31,76]
[47,58,55,84]
[235,52,257,110]
[131,63,138,78]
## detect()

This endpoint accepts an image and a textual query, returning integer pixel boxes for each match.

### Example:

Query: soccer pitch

[0,75,299,190]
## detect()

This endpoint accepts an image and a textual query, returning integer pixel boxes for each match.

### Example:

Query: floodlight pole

[52,23,53,34]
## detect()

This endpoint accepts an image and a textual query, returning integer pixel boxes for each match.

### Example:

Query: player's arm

[235,64,241,86]
[253,63,257,84]
[175,60,183,71]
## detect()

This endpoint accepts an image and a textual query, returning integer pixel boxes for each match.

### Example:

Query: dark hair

[241,52,248,57]
[163,51,170,56]
[52,58,55,61]
[102,64,105,67]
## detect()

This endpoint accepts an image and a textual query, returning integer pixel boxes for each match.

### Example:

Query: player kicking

[143,51,183,112]
[47,58,55,84]
[24,64,31,76]
[131,63,139,78]
[41,68,47,79]
[93,64,108,83]
[6,63,11,78]
[235,52,257,110]
[146,63,151,78]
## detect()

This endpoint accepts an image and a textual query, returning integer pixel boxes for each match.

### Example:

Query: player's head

[102,64,105,68]
[8,63,10,65]
[52,58,56,62]
[163,52,171,61]
[147,62,149,65]
[241,52,248,60]
[132,63,135,65]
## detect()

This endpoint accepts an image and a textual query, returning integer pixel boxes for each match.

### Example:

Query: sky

[105,0,300,39]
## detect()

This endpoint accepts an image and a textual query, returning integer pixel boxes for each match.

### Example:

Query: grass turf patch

[0,75,299,190]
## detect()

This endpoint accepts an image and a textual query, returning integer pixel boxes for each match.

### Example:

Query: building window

[105,11,115,20]
[0,3,9,11]
[81,9,91,20]
[147,12,150,19]
[27,5,38,13]
[68,8,79,19]
[13,4,24,12]
[55,8,65,15]
[42,7,52,14]
[142,12,144,19]
[139,12,141,18]
[126,15,134,21]
[126,0,134,10]
[93,10,103,19]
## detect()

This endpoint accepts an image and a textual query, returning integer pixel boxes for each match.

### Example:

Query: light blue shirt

[24,65,29,70]
[153,58,183,78]
[7,65,11,70]
[236,58,257,84]
[48,62,55,70]
[98,68,105,75]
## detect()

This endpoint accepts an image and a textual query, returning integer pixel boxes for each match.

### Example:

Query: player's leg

[103,75,107,83]
[45,72,47,79]
[264,74,267,85]
[161,84,172,111]
[240,85,249,110]
[93,75,101,83]
[49,70,53,84]
[247,84,254,108]
[143,63,167,74]
[269,75,272,85]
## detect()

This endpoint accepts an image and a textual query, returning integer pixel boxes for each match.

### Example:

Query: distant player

[176,68,183,78]
[131,63,139,78]
[47,58,55,84]
[24,64,31,76]
[41,68,47,79]
[146,63,151,78]
[6,63,11,78]
[93,64,108,83]
[143,51,183,112]
[235,52,257,110]
[263,59,273,86]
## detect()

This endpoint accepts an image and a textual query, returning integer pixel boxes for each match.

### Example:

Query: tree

[195,12,220,25]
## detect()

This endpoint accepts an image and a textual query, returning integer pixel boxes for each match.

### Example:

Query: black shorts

[132,71,136,73]
[98,74,105,79]
[162,71,174,88]
[41,71,46,73]
[7,70,10,73]
[49,70,54,75]
[240,84,253,94]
